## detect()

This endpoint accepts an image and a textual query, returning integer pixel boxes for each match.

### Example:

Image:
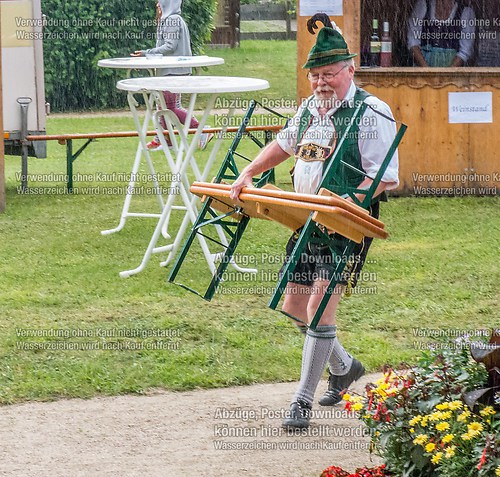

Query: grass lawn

[203,39,296,99]
[0,40,498,405]
[1,111,498,405]
[240,20,290,33]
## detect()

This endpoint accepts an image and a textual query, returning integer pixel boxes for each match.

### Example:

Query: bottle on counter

[380,21,392,67]
[360,39,370,67]
[369,19,381,67]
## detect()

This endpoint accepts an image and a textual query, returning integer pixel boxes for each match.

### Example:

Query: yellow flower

[413,434,428,446]
[428,412,441,422]
[480,406,496,417]
[495,465,500,477]
[425,442,436,453]
[461,432,473,441]
[436,422,450,432]
[431,452,443,464]
[436,403,449,410]
[409,415,422,426]
[343,393,351,401]
[410,427,415,434]
[448,401,463,411]
[442,434,454,444]
[429,410,452,422]
[445,446,456,458]
[420,417,429,427]
[457,410,471,422]
[352,402,363,411]
[467,422,483,434]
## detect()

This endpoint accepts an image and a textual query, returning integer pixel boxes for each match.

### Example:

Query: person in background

[408,0,475,67]
[476,3,500,66]
[131,0,212,150]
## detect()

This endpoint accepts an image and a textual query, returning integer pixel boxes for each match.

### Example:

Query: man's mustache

[314,85,335,95]
[313,86,338,110]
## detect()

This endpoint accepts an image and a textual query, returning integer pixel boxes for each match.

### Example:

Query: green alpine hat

[303,27,357,69]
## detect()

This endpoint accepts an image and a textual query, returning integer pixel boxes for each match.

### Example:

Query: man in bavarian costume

[230,17,399,428]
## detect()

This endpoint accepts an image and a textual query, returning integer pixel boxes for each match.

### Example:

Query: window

[359,0,500,67]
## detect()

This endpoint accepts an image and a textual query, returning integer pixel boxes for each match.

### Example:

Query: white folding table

[109,76,270,278]
[97,55,225,77]
[98,55,223,254]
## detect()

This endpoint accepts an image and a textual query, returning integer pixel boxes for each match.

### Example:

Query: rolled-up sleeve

[457,7,475,63]
[407,0,427,50]
[358,98,399,189]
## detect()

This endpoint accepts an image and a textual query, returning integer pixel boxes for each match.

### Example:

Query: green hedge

[41,0,216,111]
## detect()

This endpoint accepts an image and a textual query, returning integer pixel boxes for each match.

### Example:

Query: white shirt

[407,0,476,63]
[276,82,400,195]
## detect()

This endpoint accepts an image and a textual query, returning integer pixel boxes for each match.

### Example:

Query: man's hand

[228,140,290,203]
[348,179,393,206]
[230,173,254,203]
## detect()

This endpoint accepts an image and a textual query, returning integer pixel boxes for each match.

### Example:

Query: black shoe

[318,359,365,406]
[282,400,312,429]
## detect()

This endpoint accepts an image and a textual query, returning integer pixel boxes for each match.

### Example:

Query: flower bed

[321,464,390,476]
[322,334,499,477]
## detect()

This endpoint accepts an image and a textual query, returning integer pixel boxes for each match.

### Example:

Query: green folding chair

[169,98,407,331]
[168,100,285,298]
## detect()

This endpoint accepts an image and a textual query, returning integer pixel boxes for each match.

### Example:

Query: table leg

[151,107,190,240]
[159,95,223,268]
[119,93,217,277]
[159,102,256,275]
[189,105,257,275]
[101,91,165,236]
[119,93,260,278]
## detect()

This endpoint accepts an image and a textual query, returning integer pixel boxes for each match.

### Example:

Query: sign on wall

[299,0,343,17]
[448,92,493,124]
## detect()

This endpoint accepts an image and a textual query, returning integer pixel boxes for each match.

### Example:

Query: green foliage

[181,1,217,54]
[41,0,216,111]
[344,343,498,477]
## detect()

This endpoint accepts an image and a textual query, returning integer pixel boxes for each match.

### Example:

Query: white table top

[98,55,224,69]
[117,76,270,94]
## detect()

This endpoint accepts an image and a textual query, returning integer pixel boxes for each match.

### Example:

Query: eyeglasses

[307,64,348,82]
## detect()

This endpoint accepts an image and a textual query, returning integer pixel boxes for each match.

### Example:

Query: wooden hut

[297,0,499,195]
[210,0,240,48]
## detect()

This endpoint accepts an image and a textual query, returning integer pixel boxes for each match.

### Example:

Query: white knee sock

[293,325,336,405]
[328,336,353,376]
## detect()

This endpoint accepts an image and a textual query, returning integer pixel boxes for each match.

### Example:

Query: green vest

[297,88,383,202]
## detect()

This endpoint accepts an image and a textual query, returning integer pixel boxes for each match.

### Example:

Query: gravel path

[0,376,382,477]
